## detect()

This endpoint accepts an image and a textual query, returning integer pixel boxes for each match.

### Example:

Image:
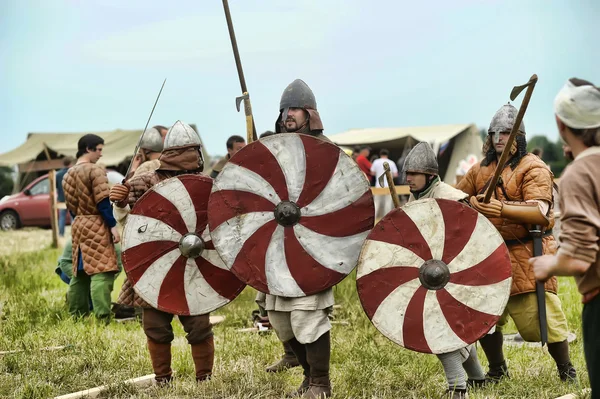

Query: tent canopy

[0,125,209,168]
[326,123,483,184]
[327,123,474,150]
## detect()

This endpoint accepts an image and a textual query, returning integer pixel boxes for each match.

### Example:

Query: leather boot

[286,338,310,397]
[267,340,300,373]
[303,332,331,398]
[147,339,172,385]
[191,336,214,382]
[479,332,509,383]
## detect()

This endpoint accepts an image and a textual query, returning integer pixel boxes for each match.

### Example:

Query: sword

[124,78,167,180]
[222,0,258,144]
[531,225,548,346]
[378,162,401,209]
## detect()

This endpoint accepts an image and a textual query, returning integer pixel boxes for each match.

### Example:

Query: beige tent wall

[442,125,483,184]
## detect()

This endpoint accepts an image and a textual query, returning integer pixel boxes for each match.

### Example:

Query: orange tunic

[456,154,558,296]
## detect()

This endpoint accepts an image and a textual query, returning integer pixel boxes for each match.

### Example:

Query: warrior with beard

[457,104,576,382]
[109,121,214,384]
[256,79,333,398]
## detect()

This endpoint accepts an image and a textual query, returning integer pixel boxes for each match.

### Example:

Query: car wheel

[0,210,19,231]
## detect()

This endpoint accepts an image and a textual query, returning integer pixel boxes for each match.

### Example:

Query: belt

[504,229,553,247]
[582,287,600,304]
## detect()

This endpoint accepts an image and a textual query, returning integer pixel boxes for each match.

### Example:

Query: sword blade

[124,78,167,179]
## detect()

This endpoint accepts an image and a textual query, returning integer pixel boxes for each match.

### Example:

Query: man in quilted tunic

[403,142,486,399]
[532,77,600,398]
[257,79,333,398]
[62,134,120,320]
[109,121,213,384]
[456,104,576,382]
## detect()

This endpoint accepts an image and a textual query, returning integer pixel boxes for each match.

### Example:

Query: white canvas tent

[326,123,483,184]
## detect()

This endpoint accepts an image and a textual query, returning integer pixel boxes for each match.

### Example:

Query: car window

[29,178,50,195]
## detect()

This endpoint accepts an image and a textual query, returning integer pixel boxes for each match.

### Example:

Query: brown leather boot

[147,339,172,385]
[191,336,214,382]
[267,341,300,373]
[303,332,331,398]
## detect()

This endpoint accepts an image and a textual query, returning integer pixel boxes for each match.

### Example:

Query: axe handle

[222,0,258,143]
[242,93,256,144]
[483,74,538,203]
[383,162,401,209]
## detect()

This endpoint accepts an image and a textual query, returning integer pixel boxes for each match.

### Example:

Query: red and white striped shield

[356,198,512,354]
[121,174,245,316]
[208,133,374,297]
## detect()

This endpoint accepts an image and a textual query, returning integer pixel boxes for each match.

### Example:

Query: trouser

[142,307,213,344]
[68,271,115,319]
[583,295,600,399]
[268,309,331,344]
[496,292,569,343]
[58,209,68,237]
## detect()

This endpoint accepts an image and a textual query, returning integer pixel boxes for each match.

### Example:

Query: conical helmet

[164,121,201,150]
[280,79,317,112]
[403,142,438,175]
[488,104,526,135]
[139,127,163,153]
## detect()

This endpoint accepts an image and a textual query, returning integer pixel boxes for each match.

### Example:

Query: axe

[482,74,538,203]
[378,162,401,209]
[222,0,258,144]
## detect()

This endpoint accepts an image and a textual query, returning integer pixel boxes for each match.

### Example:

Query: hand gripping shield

[208,133,375,297]
[356,199,512,354]
[121,174,245,315]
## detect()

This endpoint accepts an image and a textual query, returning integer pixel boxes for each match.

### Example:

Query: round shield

[356,198,512,354]
[208,133,374,297]
[121,174,245,316]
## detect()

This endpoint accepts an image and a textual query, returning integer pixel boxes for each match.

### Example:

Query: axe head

[378,162,391,187]
[235,93,249,112]
[510,74,539,101]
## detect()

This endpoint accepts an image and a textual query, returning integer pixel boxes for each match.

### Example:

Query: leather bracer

[501,201,550,227]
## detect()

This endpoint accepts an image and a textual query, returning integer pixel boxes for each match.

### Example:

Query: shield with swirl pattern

[121,174,246,316]
[208,133,375,297]
[356,198,512,354]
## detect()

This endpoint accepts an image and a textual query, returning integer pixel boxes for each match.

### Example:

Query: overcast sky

[1,0,598,157]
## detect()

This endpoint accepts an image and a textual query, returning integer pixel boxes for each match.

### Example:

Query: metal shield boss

[356,199,512,354]
[121,174,245,316]
[208,133,375,297]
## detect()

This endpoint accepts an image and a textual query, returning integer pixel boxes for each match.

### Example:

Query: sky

[1,0,598,157]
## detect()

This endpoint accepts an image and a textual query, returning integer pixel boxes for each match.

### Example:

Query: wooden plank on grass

[53,374,156,399]
[210,315,225,325]
[554,388,591,399]
[0,345,68,356]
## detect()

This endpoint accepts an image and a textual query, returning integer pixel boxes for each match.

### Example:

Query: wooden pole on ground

[53,374,156,399]
[48,169,58,248]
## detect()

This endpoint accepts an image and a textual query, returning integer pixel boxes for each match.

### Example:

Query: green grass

[0,229,591,398]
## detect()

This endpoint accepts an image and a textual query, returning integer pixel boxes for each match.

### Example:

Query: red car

[0,170,124,230]
[0,174,60,230]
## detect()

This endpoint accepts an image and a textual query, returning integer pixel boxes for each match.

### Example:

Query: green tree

[527,135,571,176]
[0,166,14,198]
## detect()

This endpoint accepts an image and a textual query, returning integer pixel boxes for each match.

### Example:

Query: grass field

[0,228,591,399]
